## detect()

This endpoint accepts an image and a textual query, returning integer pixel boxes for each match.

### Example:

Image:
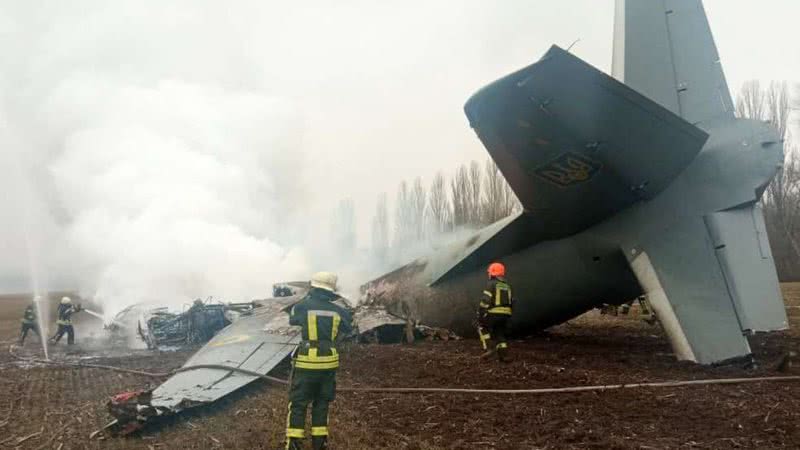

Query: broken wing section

[612,0,734,126]
[705,204,788,332]
[627,217,751,364]
[150,297,301,409]
[465,45,708,239]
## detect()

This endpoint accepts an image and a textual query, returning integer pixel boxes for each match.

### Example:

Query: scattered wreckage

[106,284,305,350]
[105,282,457,435]
[107,299,259,349]
[138,300,257,349]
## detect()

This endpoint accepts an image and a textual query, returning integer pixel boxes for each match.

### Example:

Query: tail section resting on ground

[366,0,787,366]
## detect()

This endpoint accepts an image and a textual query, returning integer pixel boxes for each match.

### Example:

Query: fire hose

[9,345,800,395]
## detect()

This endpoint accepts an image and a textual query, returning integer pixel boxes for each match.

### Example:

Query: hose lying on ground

[8,345,800,395]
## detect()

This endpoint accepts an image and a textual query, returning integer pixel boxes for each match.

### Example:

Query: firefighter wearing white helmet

[51,296,82,345]
[284,272,353,450]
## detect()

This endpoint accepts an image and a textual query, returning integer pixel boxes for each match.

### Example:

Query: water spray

[83,308,105,321]
[7,123,51,361]
[33,295,50,360]
[83,308,129,330]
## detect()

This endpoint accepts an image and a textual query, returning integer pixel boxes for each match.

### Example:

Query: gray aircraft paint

[363,0,787,364]
[149,295,301,410]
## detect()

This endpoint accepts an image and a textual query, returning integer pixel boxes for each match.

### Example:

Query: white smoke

[9,0,792,320]
[47,80,311,316]
[0,2,314,318]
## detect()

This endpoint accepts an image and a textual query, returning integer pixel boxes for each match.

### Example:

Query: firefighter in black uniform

[18,298,40,345]
[285,272,353,450]
[477,262,513,362]
[50,296,82,345]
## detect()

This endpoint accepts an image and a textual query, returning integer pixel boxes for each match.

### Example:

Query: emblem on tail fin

[534,152,601,187]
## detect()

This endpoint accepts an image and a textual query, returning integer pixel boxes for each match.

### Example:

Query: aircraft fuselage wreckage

[108,0,787,435]
[363,0,788,365]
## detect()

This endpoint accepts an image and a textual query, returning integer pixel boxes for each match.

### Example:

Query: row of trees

[737,81,800,279]
[370,158,520,264]
[331,81,798,278]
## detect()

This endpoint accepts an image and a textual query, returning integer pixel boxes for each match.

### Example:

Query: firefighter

[18,298,40,346]
[50,296,82,345]
[285,272,353,450]
[477,262,513,362]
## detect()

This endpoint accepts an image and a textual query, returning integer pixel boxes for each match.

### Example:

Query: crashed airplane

[106,0,787,434]
[363,0,788,365]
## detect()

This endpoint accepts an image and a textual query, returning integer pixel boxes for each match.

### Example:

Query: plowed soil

[1,287,800,450]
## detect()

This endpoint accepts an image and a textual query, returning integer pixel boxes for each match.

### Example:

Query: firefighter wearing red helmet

[477,262,513,362]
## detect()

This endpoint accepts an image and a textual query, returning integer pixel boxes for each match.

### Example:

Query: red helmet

[487,262,505,278]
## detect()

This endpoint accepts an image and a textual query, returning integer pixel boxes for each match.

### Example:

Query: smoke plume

[0,1,313,318]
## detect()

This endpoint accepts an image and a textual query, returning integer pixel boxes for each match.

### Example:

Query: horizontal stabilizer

[627,217,751,364]
[429,212,541,284]
[466,45,708,240]
[705,204,788,332]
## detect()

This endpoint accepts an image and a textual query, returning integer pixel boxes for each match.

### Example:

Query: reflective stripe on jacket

[289,288,353,370]
[479,278,513,316]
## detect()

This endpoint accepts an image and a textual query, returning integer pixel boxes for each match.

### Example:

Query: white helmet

[61,296,72,305]
[310,272,338,293]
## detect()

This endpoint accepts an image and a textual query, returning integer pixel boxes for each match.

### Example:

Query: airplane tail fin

[612,0,734,126]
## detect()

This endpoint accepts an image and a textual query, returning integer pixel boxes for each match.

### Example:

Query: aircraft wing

[612,0,734,126]
[465,45,708,240]
[149,296,301,409]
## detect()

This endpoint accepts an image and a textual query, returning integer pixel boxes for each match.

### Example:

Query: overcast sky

[0,0,798,298]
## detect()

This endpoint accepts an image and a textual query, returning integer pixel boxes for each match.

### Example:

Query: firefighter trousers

[52,324,75,345]
[286,368,336,444]
[479,314,510,354]
[19,323,39,344]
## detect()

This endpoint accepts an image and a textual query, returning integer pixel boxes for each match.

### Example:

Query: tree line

[737,80,800,279]
[369,158,520,264]
[332,80,799,278]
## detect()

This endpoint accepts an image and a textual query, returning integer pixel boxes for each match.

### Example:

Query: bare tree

[738,80,800,279]
[762,83,792,207]
[410,177,427,241]
[393,180,412,248]
[736,80,766,120]
[428,171,451,235]
[481,158,520,224]
[766,81,791,139]
[371,193,389,263]
[762,82,800,276]
[468,160,482,226]
[331,198,355,252]
[763,144,800,279]
[451,164,470,228]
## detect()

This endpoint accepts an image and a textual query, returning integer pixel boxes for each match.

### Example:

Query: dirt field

[1,289,800,450]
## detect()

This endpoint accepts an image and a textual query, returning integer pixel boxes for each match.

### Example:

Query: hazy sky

[294,0,800,220]
[0,0,797,298]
